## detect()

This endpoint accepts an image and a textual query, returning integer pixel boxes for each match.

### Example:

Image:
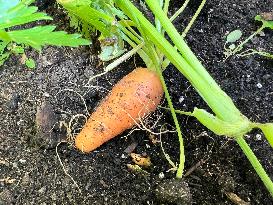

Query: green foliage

[7,26,89,50]
[0,0,51,30]
[0,0,90,68]
[57,0,125,61]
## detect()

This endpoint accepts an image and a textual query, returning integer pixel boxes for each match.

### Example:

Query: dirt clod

[35,101,63,148]
[155,178,192,205]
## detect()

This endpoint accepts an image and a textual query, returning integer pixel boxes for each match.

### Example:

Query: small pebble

[38,187,46,194]
[255,134,262,141]
[7,93,20,112]
[12,162,18,168]
[19,159,26,164]
[259,31,265,37]
[43,92,50,97]
[155,178,192,205]
[159,172,165,179]
[21,173,31,186]
[263,74,271,80]
[179,96,185,103]
[245,135,251,139]
[256,83,262,89]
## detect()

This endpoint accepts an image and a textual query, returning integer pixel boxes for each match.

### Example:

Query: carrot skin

[75,67,163,153]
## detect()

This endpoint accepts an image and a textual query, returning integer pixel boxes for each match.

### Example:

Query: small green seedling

[224,29,242,52]
[224,12,273,60]
[0,0,90,68]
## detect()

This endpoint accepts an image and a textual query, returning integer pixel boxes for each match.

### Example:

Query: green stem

[156,68,185,178]
[236,136,273,197]
[163,0,170,14]
[138,18,186,177]
[121,35,151,67]
[135,17,186,176]
[182,0,206,38]
[170,0,190,22]
[159,106,193,116]
[145,0,247,123]
[162,0,206,68]
[118,0,245,123]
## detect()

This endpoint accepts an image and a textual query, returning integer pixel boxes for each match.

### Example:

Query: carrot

[75,67,164,153]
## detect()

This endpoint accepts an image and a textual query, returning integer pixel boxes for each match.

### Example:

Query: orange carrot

[75,67,163,153]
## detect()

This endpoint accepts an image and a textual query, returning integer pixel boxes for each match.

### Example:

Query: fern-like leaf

[6,26,90,50]
[0,0,52,29]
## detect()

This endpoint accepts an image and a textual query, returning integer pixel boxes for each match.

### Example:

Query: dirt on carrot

[75,67,164,153]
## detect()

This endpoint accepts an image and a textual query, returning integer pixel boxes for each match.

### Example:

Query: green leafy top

[57,0,125,61]
[0,0,90,52]
[0,0,52,30]
[7,25,90,50]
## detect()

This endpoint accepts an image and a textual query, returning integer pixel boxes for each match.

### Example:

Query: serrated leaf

[0,30,11,41]
[57,0,126,37]
[255,15,273,29]
[0,0,52,29]
[6,26,90,50]
[0,0,19,13]
[58,0,113,22]
[0,40,8,53]
[0,41,9,66]
[0,52,10,66]
[59,1,112,36]
[226,30,242,43]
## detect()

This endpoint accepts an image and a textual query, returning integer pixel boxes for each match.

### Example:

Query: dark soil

[1,0,273,204]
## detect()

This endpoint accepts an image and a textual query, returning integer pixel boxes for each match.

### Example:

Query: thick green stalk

[144,0,244,122]
[236,136,273,197]
[114,2,273,193]
[162,0,206,70]
[116,0,247,124]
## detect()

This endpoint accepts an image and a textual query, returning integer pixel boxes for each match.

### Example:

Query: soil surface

[1,0,273,204]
